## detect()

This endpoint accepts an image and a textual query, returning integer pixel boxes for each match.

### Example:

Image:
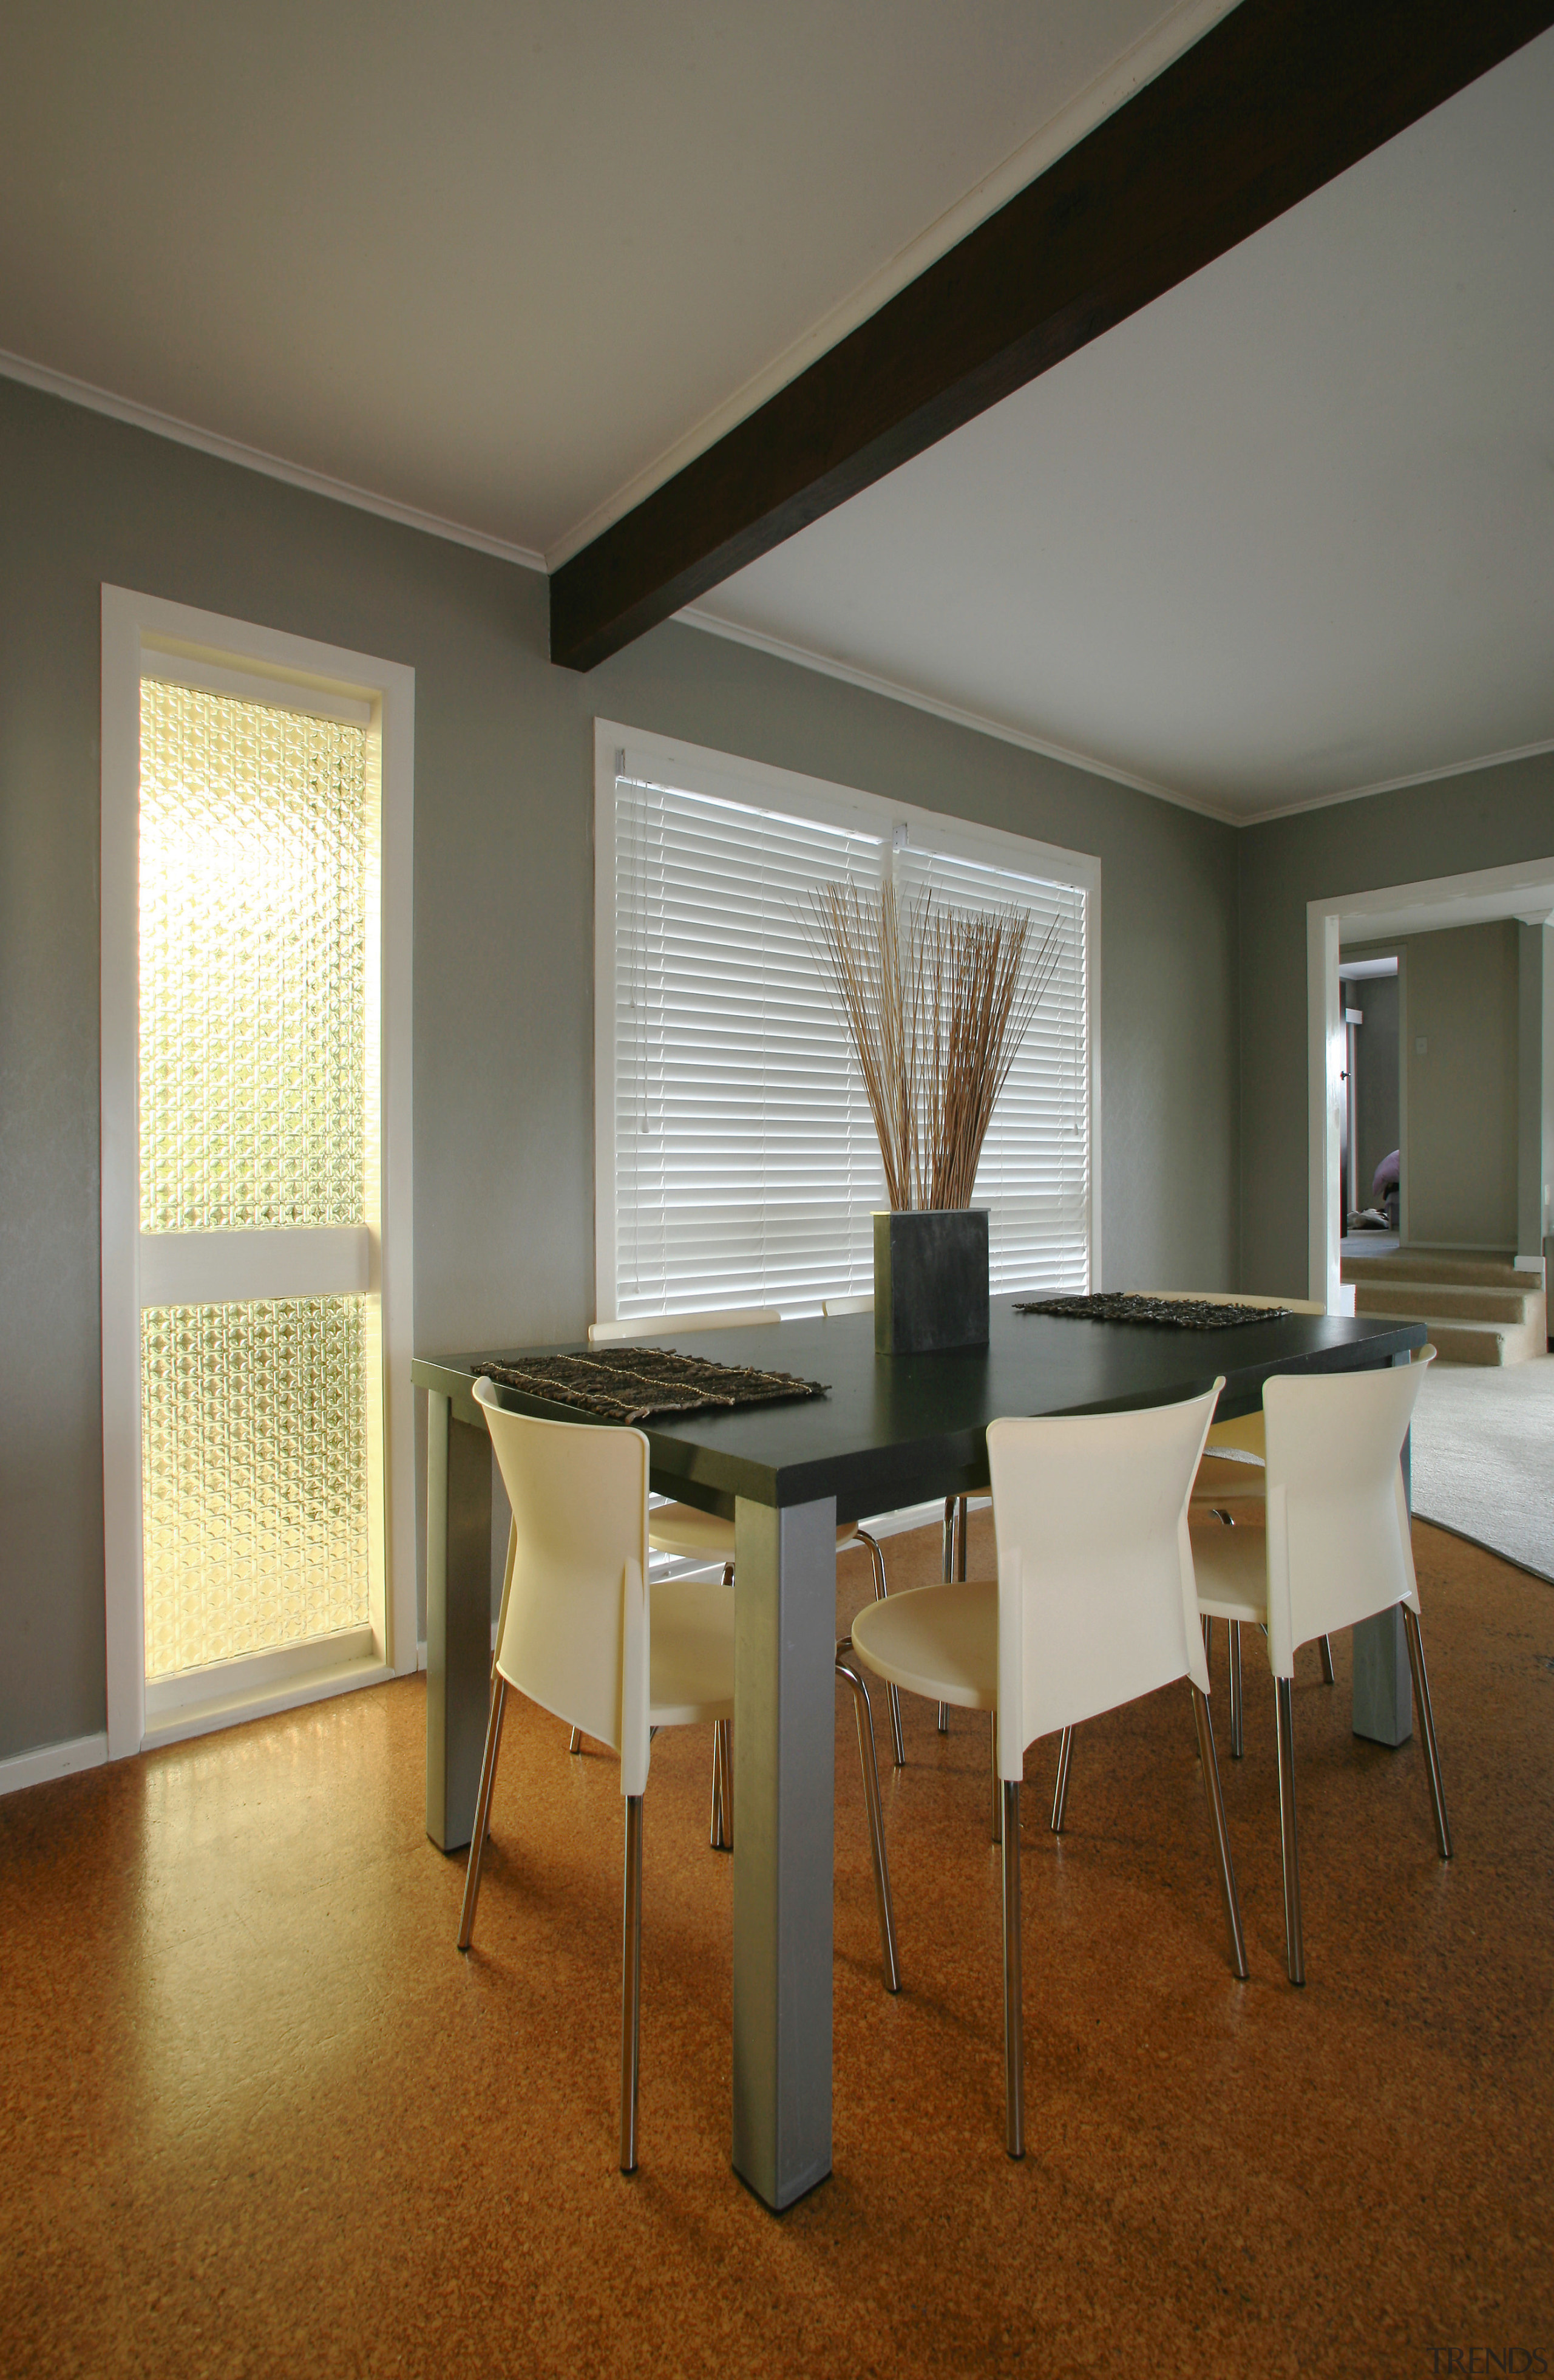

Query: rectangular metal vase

[873,1209,990,1353]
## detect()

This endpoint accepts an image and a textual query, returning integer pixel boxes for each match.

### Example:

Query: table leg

[731,1494,836,2211]
[424,1390,494,1853]
[1351,1353,1414,1748]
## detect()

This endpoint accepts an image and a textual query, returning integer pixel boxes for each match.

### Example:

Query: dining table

[412,1299,1426,2211]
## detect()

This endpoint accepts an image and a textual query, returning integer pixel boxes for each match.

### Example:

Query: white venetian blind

[606,763,1091,1320]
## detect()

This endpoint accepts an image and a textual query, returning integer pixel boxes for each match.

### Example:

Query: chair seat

[1191,1452,1267,1509]
[648,1575,735,1725]
[648,1501,863,1560]
[1188,1519,1269,1630]
[850,1579,997,1710]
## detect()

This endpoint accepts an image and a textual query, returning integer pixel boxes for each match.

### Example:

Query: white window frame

[100,587,416,1758]
[592,717,1102,1324]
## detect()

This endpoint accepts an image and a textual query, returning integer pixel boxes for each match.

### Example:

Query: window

[594,721,1099,1323]
[100,590,415,1758]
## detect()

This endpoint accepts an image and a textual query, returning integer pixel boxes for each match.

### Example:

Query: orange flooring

[1,1517,1550,2378]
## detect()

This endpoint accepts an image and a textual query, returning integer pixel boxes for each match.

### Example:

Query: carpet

[1410,1350,1554,1583]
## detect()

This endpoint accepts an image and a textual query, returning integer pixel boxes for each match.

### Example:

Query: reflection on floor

[1,1518,1550,2378]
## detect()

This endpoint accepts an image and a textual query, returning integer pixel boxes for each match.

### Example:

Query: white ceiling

[3,4,1549,821]
[694,30,1554,819]
[0,0,1214,562]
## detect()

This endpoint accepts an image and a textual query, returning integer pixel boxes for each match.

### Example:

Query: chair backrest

[473,1379,651,1793]
[1260,1354,1432,1672]
[986,1383,1222,1775]
[821,1294,874,1316]
[588,1306,780,1344]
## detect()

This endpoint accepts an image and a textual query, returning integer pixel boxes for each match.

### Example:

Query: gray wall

[1343,968,1399,1210]
[0,376,1240,1764]
[1238,757,1554,1296]
[1404,922,1519,1246]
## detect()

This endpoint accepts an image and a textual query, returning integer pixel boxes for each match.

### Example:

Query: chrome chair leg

[1051,1725,1074,1833]
[835,1647,901,1993]
[709,1718,733,1852]
[457,1678,508,1951]
[990,1711,1002,1843]
[620,1793,643,2174]
[1229,1620,1244,1759]
[568,1727,583,1753]
[1318,1633,1335,1685]
[938,1500,955,1733]
[704,1563,737,1840]
[1001,1778,1023,2159]
[1401,1603,1453,1860]
[859,1527,905,1767]
[1275,1675,1305,1986]
[1202,1613,1213,1662]
[1190,1683,1248,1979]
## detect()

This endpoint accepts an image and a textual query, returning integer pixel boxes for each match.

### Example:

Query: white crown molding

[677,605,1237,822]
[543,0,1241,571]
[0,347,546,573]
[7,348,1546,831]
[1245,735,1554,826]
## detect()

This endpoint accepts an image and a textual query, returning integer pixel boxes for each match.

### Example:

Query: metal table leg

[424,1390,495,1853]
[731,1493,836,2211]
[1351,1353,1415,1749]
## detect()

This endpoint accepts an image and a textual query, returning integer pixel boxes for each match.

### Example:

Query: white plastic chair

[459,1378,736,2172]
[1190,1352,1451,1986]
[1140,1296,1334,1744]
[845,1384,1247,2158]
[579,1307,777,1831]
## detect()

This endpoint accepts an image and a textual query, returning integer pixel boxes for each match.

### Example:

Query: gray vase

[873,1209,990,1353]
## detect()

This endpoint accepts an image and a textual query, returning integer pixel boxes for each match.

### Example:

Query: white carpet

[1410,1353,1554,1583]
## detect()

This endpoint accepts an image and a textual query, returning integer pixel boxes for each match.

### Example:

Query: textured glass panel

[141,1297,369,1678]
[138,681,368,1232]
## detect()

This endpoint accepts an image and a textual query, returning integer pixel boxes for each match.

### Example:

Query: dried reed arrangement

[806,880,1061,1210]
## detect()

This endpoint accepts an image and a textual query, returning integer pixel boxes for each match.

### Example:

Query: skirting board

[0,1732,109,1799]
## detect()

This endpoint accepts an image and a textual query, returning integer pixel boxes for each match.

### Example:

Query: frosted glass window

[137,677,374,1683]
[141,1298,369,1677]
[138,681,368,1234]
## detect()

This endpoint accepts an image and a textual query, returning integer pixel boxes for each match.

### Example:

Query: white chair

[459,1379,738,2172]
[844,1384,1247,2158]
[1190,1353,1451,1987]
[580,1307,774,1829]
[588,1307,780,1345]
[1143,1296,1333,1747]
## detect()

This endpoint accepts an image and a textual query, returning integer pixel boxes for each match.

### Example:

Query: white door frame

[1306,855,1554,1308]
[100,586,416,1758]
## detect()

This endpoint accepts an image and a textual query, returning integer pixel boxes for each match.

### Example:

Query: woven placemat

[1016,1293,1291,1330]
[472,1345,829,1425]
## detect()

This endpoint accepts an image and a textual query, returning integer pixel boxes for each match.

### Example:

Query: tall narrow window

[137,677,378,1695]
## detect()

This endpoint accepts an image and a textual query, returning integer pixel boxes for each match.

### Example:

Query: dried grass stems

[805,879,1061,1211]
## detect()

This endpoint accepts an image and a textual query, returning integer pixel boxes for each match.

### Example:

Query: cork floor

[2,1518,1550,2379]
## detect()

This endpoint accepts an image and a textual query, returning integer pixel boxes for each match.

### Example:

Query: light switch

[1415,1035,1428,1055]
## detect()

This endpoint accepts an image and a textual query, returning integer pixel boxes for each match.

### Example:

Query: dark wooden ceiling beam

[550,0,1554,672]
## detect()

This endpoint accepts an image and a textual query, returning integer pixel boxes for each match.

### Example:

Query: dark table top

[412,1304,1427,1526]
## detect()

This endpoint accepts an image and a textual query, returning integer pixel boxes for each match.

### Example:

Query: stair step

[1410,1314,1546,1367]
[1355,1281,1540,1325]
[1342,1246,1524,1290]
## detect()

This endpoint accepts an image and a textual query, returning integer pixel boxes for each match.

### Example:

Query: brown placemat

[1016,1293,1291,1330]
[472,1345,829,1424]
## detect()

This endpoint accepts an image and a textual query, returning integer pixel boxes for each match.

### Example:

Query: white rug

[1410,1353,1554,1583]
